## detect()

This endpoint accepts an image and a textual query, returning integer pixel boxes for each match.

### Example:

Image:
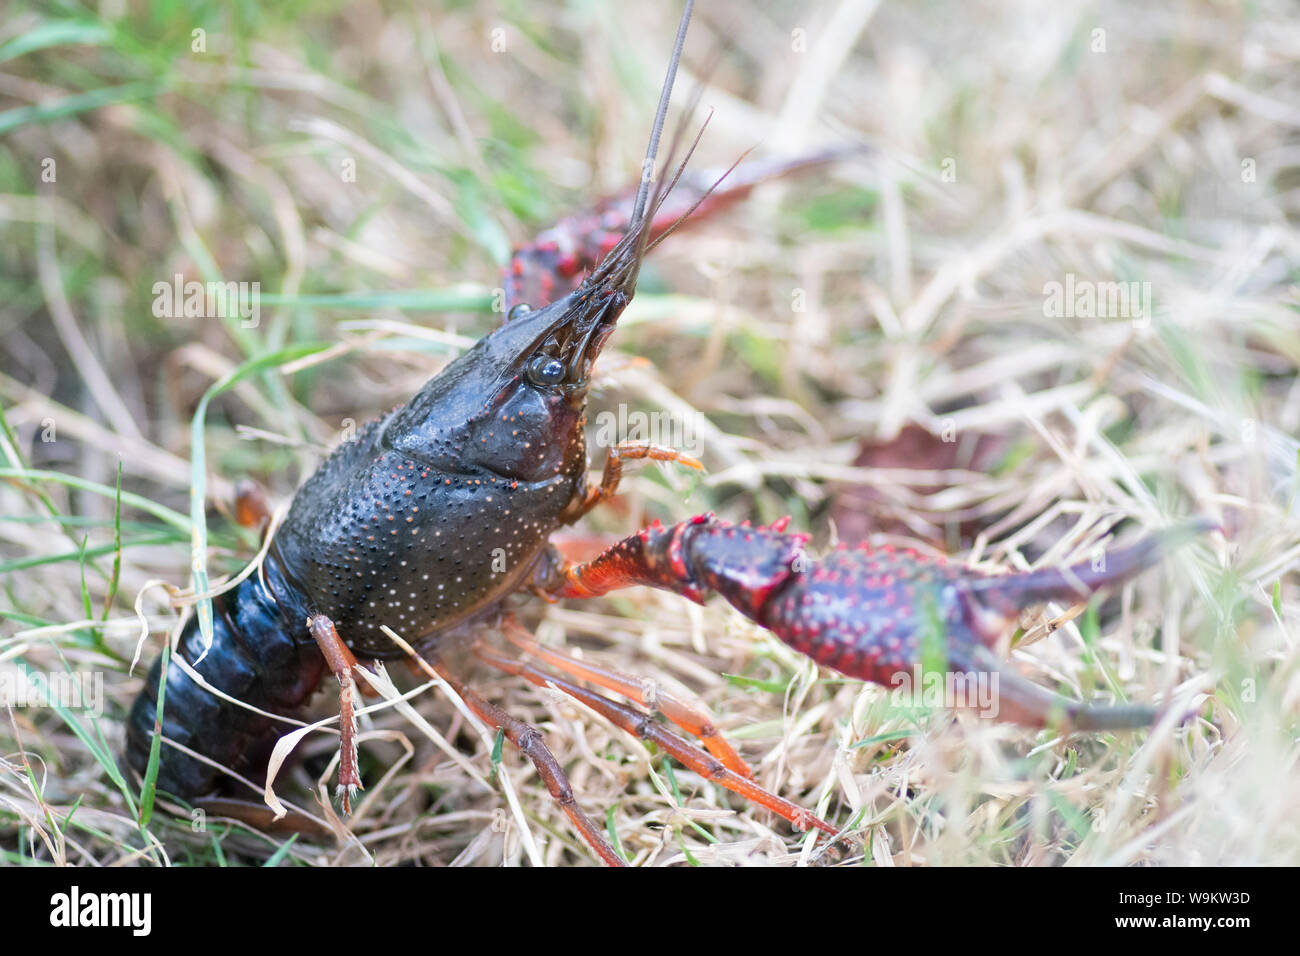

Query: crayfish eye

[507,303,532,321]
[526,355,567,387]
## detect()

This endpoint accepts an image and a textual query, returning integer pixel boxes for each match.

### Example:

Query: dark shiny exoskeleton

[125,559,322,797]
[127,168,649,798]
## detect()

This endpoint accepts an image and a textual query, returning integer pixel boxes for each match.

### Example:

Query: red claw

[551,517,1213,732]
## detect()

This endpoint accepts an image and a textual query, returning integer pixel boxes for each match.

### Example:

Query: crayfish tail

[125,562,325,801]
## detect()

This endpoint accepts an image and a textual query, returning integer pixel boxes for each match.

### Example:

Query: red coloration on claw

[552,516,1214,731]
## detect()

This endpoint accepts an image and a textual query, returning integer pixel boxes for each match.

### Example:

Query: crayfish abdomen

[125,559,323,798]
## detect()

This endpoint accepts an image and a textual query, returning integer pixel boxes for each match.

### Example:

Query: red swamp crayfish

[125,1,1212,865]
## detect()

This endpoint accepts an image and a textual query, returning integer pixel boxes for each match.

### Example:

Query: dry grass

[1,0,1297,866]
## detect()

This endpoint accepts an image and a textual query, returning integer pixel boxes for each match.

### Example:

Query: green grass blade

[0,534,175,574]
[257,288,495,312]
[138,644,169,828]
[103,462,124,619]
[262,834,299,867]
[604,803,628,865]
[0,19,114,63]
[0,81,163,136]
[0,468,190,531]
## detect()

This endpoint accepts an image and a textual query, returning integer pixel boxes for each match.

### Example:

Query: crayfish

[126,0,1210,865]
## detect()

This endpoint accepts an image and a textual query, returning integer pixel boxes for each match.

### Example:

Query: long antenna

[630,0,694,228]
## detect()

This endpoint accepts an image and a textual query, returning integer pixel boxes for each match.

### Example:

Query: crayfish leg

[543,517,714,603]
[498,615,753,777]
[566,440,703,523]
[472,640,845,852]
[306,614,365,813]
[430,657,627,867]
[233,478,271,530]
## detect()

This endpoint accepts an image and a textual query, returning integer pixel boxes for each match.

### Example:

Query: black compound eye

[527,355,567,387]
[507,302,532,321]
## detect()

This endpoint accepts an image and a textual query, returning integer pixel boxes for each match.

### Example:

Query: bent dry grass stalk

[0,0,1297,866]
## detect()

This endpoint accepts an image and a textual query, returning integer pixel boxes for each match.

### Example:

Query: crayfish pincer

[125,0,1211,865]
[553,514,1217,732]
